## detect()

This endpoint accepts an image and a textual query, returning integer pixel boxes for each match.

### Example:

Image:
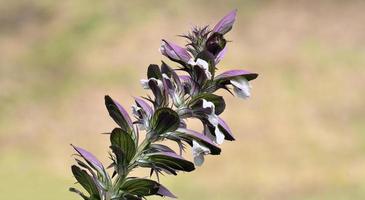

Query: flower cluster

[70,10,258,200]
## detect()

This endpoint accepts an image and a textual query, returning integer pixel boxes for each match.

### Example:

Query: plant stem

[130,137,151,166]
[113,136,151,191]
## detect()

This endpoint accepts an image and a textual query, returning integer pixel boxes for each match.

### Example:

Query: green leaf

[151,108,180,135]
[146,152,195,172]
[189,93,225,115]
[110,146,127,176]
[121,178,159,197]
[105,95,132,132]
[71,165,100,198]
[110,128,137,164]
[121,178,176,198]
[121,194,142,200]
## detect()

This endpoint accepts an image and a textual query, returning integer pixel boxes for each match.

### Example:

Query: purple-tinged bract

[212,9,237,34]
[72,145,104,172]
[160,40,192,64]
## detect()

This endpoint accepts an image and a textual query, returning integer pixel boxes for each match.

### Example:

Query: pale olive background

[1,0,365,199]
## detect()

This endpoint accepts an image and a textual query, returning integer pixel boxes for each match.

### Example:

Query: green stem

[112,136,151,191]
[130,138,151,166]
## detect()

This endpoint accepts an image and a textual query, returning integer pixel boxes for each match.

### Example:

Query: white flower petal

[204,127,216,141]
[208,114,219,127]
[194,154,205,166]
[196,58,211,79]
[202,99,215,111]
[202,99,218,126]
[196,58,209,69]
[131,105,141,116]
[214,126,225,145]
[156,79,164,90]
[162,73,170,80]
[192,140,210,155]
[188,58,211,79]
[188,58,196,66]
[140,79,150,89]
[192,140,210,166]
[230,77,251,99]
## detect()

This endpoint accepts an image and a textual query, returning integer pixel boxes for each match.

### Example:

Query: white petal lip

[214,126,225,144]
[202,99,215,111]
[162,73,170,80]
[202,99,219,126]
[192,140,211,166]
[196,58,211,79]
[132,105,141,115]
[194,154,205,166]
[196,58,208,69]
[140,79,150,89]
[156,79,163,89]
[205,125,225,145]
[230,76,252,99]
[188,58,212,79]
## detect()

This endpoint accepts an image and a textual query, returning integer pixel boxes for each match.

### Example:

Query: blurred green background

[1,0,365,199]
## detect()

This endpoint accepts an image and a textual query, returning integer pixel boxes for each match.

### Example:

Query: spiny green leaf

[121,178,159,197]
[121,178,176,198]
[146,152,195,172]
[71,165,100,198]
[105,95,132,132]
[151,108,180,135]
[110,128,137,164]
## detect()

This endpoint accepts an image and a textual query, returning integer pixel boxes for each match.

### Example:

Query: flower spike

[70,9,258,200]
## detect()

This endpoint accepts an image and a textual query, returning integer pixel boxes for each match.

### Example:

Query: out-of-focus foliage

[0,0,365,200]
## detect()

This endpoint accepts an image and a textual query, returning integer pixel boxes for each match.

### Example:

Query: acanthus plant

[69,9,258,200]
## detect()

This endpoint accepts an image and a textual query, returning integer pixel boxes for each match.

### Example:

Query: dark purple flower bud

[160,40,192,64]
[72,145,104,172]
[205,32,226,56]
[212,9,237,34]
[215,47,227,64]
[134,97,153,117]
